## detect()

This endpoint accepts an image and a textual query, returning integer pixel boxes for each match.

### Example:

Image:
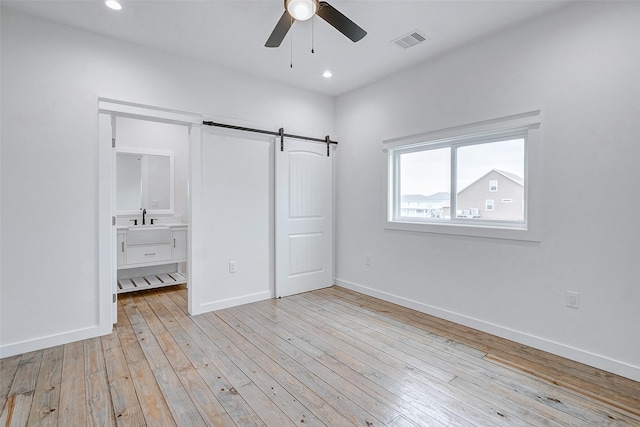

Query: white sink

[126,226,171,246]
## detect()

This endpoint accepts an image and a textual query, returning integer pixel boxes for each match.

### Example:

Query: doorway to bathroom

[98,100,201,326]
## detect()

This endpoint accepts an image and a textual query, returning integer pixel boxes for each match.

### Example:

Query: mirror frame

[116,147,175,215]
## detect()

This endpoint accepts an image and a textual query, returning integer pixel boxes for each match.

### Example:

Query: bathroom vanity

[116,224,188,293]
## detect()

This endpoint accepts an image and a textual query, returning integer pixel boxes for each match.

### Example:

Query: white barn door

[276,139,333,297]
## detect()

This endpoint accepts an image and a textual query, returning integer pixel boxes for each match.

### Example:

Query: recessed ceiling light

[105,0,122,11]
[323,70,333,78]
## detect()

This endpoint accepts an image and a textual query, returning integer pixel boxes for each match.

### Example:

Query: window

[384,110,542,241]
[390,135,524,223]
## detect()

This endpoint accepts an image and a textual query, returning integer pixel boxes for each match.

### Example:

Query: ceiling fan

[265,0,367,48]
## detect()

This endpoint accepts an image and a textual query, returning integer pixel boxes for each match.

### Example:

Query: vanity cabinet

[117,224,188,293]
[127,244,172,265]
[117,232,125,266]
[172,228,188,261]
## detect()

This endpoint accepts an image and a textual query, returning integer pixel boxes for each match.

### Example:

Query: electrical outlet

[566,291,579,308]
[229,261,237,273]
[365,255,371,266]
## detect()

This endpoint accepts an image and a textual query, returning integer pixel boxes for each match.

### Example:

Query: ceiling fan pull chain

[290,14,294,68]
[311,17,315,54]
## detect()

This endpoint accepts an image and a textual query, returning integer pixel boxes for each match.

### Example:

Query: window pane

[456,139,524,221]
[399,148,450,219]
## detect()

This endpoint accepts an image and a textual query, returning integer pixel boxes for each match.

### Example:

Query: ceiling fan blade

[265,11,294,48]
[317,1,367,43]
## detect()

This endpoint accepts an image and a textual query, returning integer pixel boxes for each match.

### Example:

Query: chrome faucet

[142,208,147,225]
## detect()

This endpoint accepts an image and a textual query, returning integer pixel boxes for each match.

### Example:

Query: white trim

[382,110,542,151]
[190,291,271,315]
[187,125,203,315]
[98,98,202,125]
[98,113,115,333]
[0,326,101,358]
[334,278,640,382]
[385,220,539,241]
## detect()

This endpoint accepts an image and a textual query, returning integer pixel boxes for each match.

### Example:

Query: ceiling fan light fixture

[285,0,318,21]
[105,0,122,10]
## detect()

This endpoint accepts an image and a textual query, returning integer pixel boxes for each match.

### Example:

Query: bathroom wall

[116,117,189,222]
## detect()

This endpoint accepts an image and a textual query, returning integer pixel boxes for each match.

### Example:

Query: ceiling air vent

[392,31,428,49]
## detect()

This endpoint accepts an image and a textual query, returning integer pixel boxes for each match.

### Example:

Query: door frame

[98,99,202,332]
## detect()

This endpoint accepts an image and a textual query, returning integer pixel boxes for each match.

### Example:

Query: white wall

[116,117,189,221]
[197,129,272,312]
[334,1,640,380]
[0,8,334,356]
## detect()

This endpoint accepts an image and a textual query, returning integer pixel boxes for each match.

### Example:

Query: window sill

[385,220,541,242]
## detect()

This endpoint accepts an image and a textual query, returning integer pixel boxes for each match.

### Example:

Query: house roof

[458,169,523,194]
[494,169,524,186]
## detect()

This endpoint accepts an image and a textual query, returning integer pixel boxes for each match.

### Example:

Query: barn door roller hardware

[202,121,337,156]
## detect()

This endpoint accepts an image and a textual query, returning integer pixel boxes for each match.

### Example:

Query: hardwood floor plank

[280,296,524,426]
[387,415,420,427]
[132,293,236,426]
[0,355,22,418]
[84,337,116,426]
[167,289,319,426]
[299,290,601,426]
[245,301,446,427]
[58,341,87,426]
[226,304,401,424]
[142,290,263,426]
[218,307,390,426]
[1,285,637,427]
[0,351,43,427]
[293,292,543,427]
[27,345,63,427]
[121,294,207,426]
[318,288,487,359]
[158,289,299,427]
[116,296,176,427]
[328,286,640,424]
[207,309,357,427]
[169,289,321,427]
[101,323,146,426]
[252,299,476,426]
[327,286,640,415]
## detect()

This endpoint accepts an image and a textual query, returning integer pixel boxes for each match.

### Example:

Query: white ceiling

[2,0,569,97]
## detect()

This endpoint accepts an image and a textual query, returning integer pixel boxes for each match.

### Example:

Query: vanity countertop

[117,223,188,231]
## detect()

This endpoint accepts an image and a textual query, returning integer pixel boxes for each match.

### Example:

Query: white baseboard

[334,278,640,382]
[0,326,101,358]
[190,290,271,315]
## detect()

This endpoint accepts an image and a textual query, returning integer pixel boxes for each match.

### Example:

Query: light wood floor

[1,286,639,426]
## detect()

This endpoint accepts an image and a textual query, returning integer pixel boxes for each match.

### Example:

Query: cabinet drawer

[126,244,172,265]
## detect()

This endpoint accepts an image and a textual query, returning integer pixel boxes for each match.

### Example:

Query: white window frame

[486,199,495,211]
[383,110,542,242]
[489,180,498,192]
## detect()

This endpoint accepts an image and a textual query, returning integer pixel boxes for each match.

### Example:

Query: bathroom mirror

[116,149,174,214]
